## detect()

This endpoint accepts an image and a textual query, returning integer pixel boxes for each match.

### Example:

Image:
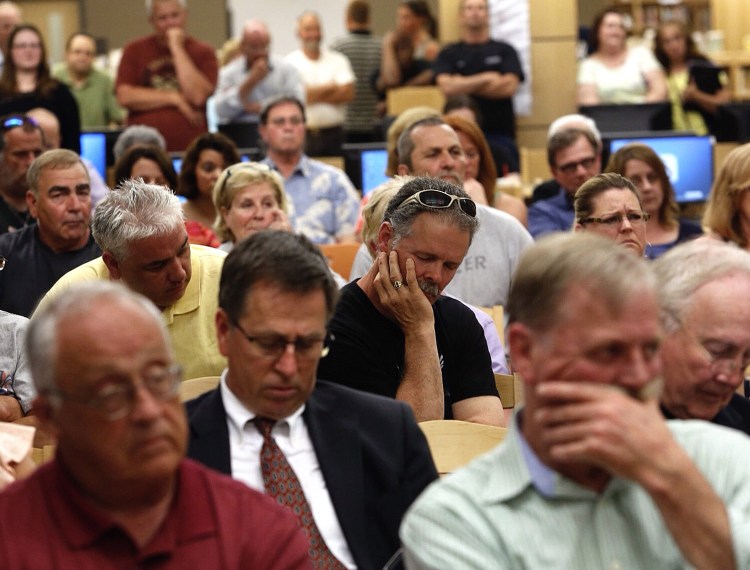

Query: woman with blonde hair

[606,142,702,258]
[213,162,291,251]
[702,143,750,250]
[443,114,527,227]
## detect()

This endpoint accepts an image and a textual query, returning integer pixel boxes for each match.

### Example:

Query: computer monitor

[342,142,389,195]
[79,132,107,179]
[579,102,672,134]
[608,134,714,203]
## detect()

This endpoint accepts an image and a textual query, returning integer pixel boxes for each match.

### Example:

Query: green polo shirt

[53,64,126,128]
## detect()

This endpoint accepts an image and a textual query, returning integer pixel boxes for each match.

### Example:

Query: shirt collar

[263,155,307,178]
[220,369,307,445]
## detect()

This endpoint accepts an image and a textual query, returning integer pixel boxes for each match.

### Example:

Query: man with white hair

[0,281,310,567]
[654,239,750,434]
[116,0,217,151]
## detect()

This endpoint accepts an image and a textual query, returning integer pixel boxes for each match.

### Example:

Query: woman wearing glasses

[574,172,649,257]
[702,143,750,251]
[606,143,703,258]
[212,162,291,252]
[0,24,80,152]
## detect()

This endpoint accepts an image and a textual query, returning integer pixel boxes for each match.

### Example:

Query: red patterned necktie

[253,417,346,570]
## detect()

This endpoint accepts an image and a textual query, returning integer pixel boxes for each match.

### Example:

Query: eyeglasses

[682,328,750,376]
[578,212,650,227]
[0,114,38,132]
[47,364,182,421]
[0,256,5,271]
[396,189,477,218]
[556,156,597,175]
[233,320,328,361]
[12,43,41,50]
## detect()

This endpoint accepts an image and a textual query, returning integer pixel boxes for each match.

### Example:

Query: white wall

[227,0,349,56]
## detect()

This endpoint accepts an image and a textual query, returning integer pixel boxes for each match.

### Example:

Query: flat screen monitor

[579,102,672,133]
[342,142,388,195]
[608,134,714,203]
[79,132,107,179]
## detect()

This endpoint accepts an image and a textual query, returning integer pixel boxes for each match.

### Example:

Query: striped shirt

[330,31,382,133]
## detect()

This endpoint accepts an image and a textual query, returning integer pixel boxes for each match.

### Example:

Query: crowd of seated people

[1,1,750,567]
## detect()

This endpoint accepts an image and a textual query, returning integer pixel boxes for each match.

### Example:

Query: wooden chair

[478,305,504,347]
[386,86,446,116]
[319,242,361,280]
[419,420,508,475]
[179,376,220,402]
[30,445,56,466]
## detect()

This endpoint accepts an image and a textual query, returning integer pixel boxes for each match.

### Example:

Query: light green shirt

[401,416,750,569]
[52,64,126,128]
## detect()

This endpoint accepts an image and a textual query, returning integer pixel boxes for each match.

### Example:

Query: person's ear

[102,251,121,280]
[376,222,394,253]
[215,308,232,358]
[507,322,536,387]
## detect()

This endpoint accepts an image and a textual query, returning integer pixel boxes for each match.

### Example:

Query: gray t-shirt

[0,311,34,413]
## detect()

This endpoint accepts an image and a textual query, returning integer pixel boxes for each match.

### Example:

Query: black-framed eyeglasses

[578,212,650,227]
[396,189,477,218]
[0,114,38,132]
[556,156,597,175]
[232,320,329,361]
[46,364,182,421]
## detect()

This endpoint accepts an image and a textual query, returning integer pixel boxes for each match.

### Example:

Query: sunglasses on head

[0,115,38,132]
[396,189,477,218]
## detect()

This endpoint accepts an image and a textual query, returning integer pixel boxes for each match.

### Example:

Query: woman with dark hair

[113,144,177,190]
[443,114,527,226]
[178,132,240,230]
[0,24,80,152]
[395,1,438,60]
[578,9,667,105]
[654,21,730,135]
[606,142,702,258]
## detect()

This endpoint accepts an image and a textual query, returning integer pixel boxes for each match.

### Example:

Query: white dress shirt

[220,371,356,568]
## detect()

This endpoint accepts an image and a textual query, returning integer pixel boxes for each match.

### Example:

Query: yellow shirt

[37,245,227,380]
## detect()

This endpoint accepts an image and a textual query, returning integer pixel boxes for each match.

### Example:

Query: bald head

[0,1,21,53]
[241,19,270,65]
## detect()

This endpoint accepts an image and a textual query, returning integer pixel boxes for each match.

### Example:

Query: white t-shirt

[577,45,661,104]
[285,48,355,129]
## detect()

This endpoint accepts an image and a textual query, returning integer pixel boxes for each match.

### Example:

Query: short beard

[418,279,439,298]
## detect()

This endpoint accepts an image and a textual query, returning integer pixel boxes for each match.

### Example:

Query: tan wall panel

[529,0,576,38]
[518,39,577,126]
[20,0,79,64]
[712,0,750,51]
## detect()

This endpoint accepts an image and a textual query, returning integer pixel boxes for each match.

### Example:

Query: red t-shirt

[116,34,218,151]
[0,458,312,569]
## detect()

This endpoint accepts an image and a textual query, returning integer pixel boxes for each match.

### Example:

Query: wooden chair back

[419,420,508,475]
[386,86,446,116]
[319,242,361,280]
[179,376,220,402]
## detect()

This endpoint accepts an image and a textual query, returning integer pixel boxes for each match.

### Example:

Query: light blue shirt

[262,155,360,244]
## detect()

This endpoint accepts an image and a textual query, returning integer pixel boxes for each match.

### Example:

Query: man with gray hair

[318,176,503,425]
[37,180,226,380]
[0,281,310,567]
[0,149,100,317]
[402,232,750,569]
[654,239,750,434]
[393,116,532,308]
[116,0,218,151]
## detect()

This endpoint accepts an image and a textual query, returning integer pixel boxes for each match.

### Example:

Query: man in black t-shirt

[317,176,503,426]
[433,0,523,171]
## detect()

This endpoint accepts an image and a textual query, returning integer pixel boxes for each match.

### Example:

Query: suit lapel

[187,389,232,475]
[304,386,369,567]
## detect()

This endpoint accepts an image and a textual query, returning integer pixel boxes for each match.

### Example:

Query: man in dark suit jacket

[186,230,438,570]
